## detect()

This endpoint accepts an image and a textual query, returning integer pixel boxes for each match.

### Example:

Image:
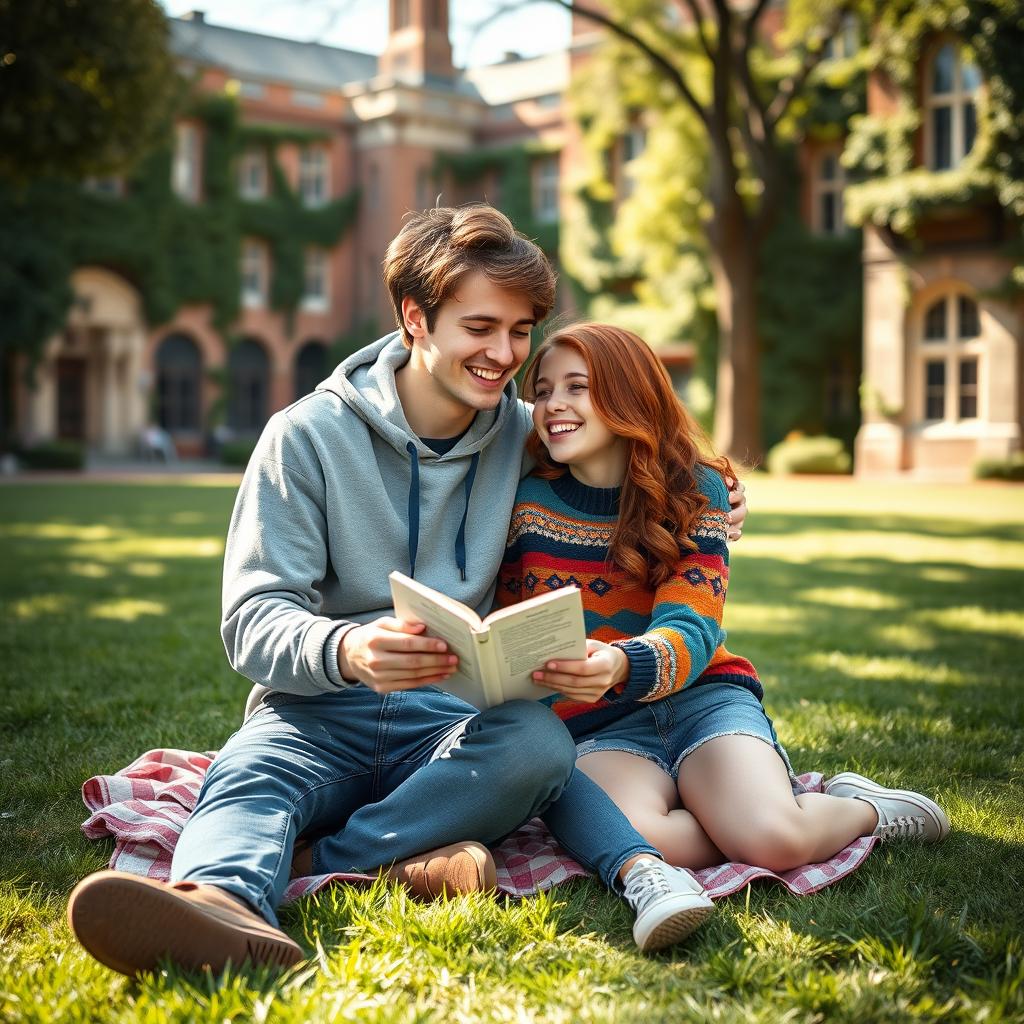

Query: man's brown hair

[383,205,556,345]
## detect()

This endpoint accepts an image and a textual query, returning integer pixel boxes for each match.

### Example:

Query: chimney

[181,10,206,23]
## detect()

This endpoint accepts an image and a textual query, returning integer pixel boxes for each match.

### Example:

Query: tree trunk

[709,197,763,465]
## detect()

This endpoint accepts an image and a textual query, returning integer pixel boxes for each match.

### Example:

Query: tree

[0,0,180,183]
[497,0,866,462]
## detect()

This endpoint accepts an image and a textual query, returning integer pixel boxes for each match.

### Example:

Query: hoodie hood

[318,332,522,461]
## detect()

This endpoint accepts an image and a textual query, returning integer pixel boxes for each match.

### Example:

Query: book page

[487,588,587,702]
[389,573,487,708]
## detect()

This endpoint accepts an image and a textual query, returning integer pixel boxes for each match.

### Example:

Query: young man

[68,206,748,975]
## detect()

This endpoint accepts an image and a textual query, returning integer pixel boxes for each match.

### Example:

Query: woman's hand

[532,639,629,703]
[725,476,747,542]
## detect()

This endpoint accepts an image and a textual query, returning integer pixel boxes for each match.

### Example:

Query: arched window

[926,43,982,171]
[295,340,328,400]
[155,333,202,432]
[918,292,982,423]
[228,338,269,434]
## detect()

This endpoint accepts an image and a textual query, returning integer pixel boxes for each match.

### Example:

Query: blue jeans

[171,686,653,923]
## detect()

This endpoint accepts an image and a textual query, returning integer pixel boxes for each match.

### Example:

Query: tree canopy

[0,0,180,183]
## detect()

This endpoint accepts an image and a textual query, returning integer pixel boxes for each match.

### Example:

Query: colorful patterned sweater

[496,468,761,738]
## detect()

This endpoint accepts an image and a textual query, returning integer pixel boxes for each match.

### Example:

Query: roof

[169,16,378,93]
[460,51,569,105]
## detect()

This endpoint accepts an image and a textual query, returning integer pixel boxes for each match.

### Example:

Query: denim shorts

[573,682,796,782]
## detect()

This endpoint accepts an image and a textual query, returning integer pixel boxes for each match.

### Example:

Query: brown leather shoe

[386,841,497,899]
[67,869,304,976]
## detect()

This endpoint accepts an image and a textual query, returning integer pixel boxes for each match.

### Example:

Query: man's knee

[478,700,576,788]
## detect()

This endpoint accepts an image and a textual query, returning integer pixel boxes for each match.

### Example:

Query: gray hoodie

[221,333,534,703]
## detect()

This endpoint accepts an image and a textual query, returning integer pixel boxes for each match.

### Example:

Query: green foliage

[973,454,1024,480]
[434,143,559,254]
[843,0,1024,291]
[766,434,853,474]
[219,439,257,468]
[14,439,86,471]
[0,95,358,365]
[0,0,181,183]
[562,10,865,446]
[759,171,863,450]
[330,318,381,366]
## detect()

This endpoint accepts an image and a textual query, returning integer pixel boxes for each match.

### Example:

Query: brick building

[8,1,1020,476]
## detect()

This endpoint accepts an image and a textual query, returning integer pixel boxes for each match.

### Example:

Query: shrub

[973,454,1024,481]
[767,435,852,475]
[17,440,86,470]
[220,439,258,468]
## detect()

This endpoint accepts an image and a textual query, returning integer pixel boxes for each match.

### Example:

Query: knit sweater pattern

[497,468,762,738]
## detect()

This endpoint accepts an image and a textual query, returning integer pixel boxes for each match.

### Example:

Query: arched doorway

[17,267,147,455]
[294,339,329,400]
[227,337,270,434]
[155,333,202,433]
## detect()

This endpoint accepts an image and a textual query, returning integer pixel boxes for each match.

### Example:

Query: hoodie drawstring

[405,444,479,582]
[405,441,420,577]
[455,451,480,582]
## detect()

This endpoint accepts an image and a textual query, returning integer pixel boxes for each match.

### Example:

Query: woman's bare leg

[676,735,877,872]
[576,751,724,871]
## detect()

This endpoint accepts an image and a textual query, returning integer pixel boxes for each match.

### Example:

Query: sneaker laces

[622,861,675,913]
[877,815,927,843]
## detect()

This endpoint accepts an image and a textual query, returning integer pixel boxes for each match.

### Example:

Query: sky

[157,0,572,68]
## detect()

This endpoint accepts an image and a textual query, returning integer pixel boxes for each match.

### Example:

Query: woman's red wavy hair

[523,323,735,589]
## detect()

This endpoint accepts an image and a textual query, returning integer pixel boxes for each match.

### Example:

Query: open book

[389,571,587,710]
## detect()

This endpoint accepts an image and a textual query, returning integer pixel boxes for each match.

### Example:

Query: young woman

[499,323,948,880]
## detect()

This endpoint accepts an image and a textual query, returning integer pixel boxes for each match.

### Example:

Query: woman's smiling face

[531,345,627,488]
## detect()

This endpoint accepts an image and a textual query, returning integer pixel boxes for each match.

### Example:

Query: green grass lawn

[1,476,1022,1023]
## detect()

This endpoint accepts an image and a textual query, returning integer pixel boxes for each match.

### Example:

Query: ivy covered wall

[0,94,359,367]
[843,0,1024,294]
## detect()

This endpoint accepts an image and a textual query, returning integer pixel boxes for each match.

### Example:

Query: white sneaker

[824,771,949,843]
[621,858,714,953]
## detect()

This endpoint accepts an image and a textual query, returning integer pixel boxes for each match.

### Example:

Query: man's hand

[531,639,629,704]
[339,618,457,693]
[725,475,747,542]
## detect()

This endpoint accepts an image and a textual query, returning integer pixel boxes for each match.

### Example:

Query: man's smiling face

[403,270,536,423]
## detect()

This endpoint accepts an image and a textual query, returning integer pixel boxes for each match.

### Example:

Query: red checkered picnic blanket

[81,748,876,901]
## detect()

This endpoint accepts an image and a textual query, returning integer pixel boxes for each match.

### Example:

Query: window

[295,340,328,400]
[924,298,947,341]
[395,0,410,29]
[238,149,267,200]
[155,333,202,432]
[958,295,980,338]
[619,125,646,199]
[292,89,324,108]
[240,239,268,308]
[533,154,559,224]
[301,248,329,312]
[926,43,981,170]
[917,292,983,423]
[237,80,266,100]
[227,339,270,434]
[958,358,978,419]
[924,360,946,420]
[172,122,201,202]
[299,148,329,208]
[622,126,646,164]
[535,93,561,109]
[822,13,859,61]
[813,150,847,236]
